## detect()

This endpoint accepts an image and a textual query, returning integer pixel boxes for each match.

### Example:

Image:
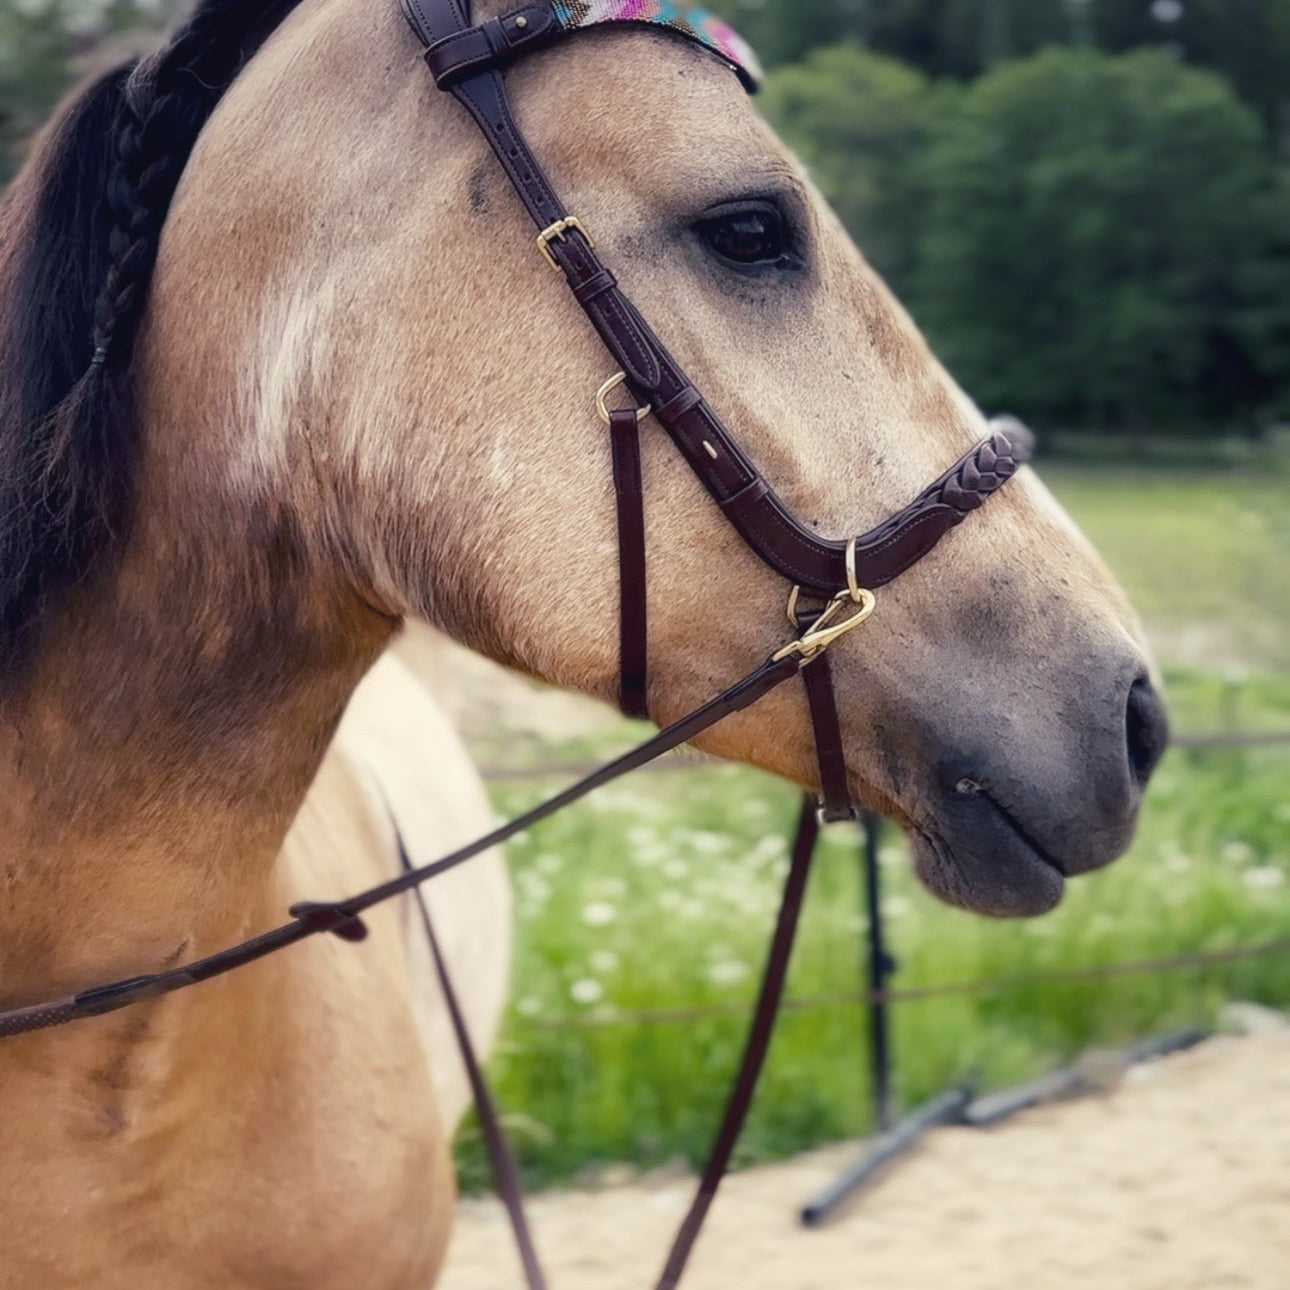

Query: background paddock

[442,1030,1290,1290]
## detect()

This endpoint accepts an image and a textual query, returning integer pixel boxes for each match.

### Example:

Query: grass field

[455,462,1290,1191]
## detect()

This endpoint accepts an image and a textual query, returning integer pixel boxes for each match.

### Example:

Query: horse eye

[696,202,788,268]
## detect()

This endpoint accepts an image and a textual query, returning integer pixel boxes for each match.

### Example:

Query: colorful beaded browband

[552,1,762,88]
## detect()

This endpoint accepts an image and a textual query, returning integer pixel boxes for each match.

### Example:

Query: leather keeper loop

[570,268,617,305]
[721,474,770,518]
[654,384,704,425]
[424,4,558,86]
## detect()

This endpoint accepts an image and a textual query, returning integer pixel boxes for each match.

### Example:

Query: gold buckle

[536,216,594,271]
[774,587,876,662]
[595,371,652,426]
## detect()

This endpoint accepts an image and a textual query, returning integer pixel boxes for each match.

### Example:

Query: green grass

[458,735,1289,1190]
[453,462,1290,1192]
[1042,464,1290,675]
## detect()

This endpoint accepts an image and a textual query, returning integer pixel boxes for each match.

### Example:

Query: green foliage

[1089,0,1290,149]
[716,0,1290,152]
[464,730,1290,1190]
[457,466,1290,1190]
[761,44,950,284]
[909,48,1290,428]
[863,0,1079,76]
[0,0,72,181]
[1041,462,1290,674]
[0,0,176,185]
[716,0,867,70]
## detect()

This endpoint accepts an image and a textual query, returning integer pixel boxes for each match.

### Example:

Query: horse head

[0,0,1166,921]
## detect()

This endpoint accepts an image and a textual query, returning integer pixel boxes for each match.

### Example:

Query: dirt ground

[441,1031,1290,1290]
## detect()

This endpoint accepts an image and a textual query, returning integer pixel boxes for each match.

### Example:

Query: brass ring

[845,536,862,604]
[596,372,651,427]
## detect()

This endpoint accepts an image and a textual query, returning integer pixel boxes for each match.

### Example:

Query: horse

[0,0,1168,1283]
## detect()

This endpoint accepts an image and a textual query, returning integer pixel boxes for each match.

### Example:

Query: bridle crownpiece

[408,0,762,90]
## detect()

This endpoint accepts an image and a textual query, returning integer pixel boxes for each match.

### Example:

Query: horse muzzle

[903,663,1169,917]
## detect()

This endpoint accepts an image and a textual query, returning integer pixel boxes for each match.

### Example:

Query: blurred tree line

[2,0,1288,432]
[724,0,1290,431]
[1,0,176,183]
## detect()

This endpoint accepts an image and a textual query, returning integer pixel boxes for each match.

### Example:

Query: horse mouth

[909,784,1069,918]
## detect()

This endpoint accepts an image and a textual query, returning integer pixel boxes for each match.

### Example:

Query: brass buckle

[596,371,652,426]
[536,216,594,271]
[774,587,876,662]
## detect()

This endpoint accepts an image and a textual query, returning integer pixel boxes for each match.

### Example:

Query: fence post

[861,811,896,1131]
[800,812,972,1227]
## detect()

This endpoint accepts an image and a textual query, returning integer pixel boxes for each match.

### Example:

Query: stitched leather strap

[609,407,649,719]
[422,2,560,86]
[802,652,854,824]
[654,796,820,1289]
[401,837,548,1290]
[0,649,805,1040]
[401,0,1033,595]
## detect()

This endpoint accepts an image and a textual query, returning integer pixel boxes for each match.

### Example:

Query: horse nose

[1125,673,1169,791]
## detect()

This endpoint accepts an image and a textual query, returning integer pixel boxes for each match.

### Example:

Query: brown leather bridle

[402,0,1030,813]
[0,5,1032,1286]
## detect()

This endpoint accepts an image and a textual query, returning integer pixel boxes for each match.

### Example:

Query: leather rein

[0,5,1032,1286]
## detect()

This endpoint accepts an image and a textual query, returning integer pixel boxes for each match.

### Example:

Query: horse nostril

[1126,675,1169,790]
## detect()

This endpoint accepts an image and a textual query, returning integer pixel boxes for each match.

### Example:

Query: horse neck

[0,449,393,1004]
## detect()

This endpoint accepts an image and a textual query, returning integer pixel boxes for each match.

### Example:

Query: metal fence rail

[481,728,1290,782]
[513,937,1290,1030]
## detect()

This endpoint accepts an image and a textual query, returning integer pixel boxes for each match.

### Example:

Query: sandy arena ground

[441,1031,1290,1290]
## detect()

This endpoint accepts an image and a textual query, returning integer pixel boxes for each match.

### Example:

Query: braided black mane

[0,0,306,673]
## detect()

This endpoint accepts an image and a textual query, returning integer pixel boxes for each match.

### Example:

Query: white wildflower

[581,901,617,927]
[589,949,620,974]
[517,873,551,904]
[1243,867,1285,892]
[689,831,727,856]
[707,959,751,986]
[569,978,605,1005]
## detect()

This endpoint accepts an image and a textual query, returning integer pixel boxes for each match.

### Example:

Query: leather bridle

[0,5,1032,1286]
[402,0,1030,817]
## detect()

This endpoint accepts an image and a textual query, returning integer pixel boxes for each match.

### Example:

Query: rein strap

[0,649,805,1040]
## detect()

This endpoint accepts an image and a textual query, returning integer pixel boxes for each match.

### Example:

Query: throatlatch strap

[609,406,649,719]
[654,795,820,1290]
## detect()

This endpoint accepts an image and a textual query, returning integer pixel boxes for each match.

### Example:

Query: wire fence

[482,725,1289,1034]
[513,938,1290,1030]
[480,728,1290,783]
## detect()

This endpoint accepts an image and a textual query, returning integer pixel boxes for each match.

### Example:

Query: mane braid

[0,0,306,676]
